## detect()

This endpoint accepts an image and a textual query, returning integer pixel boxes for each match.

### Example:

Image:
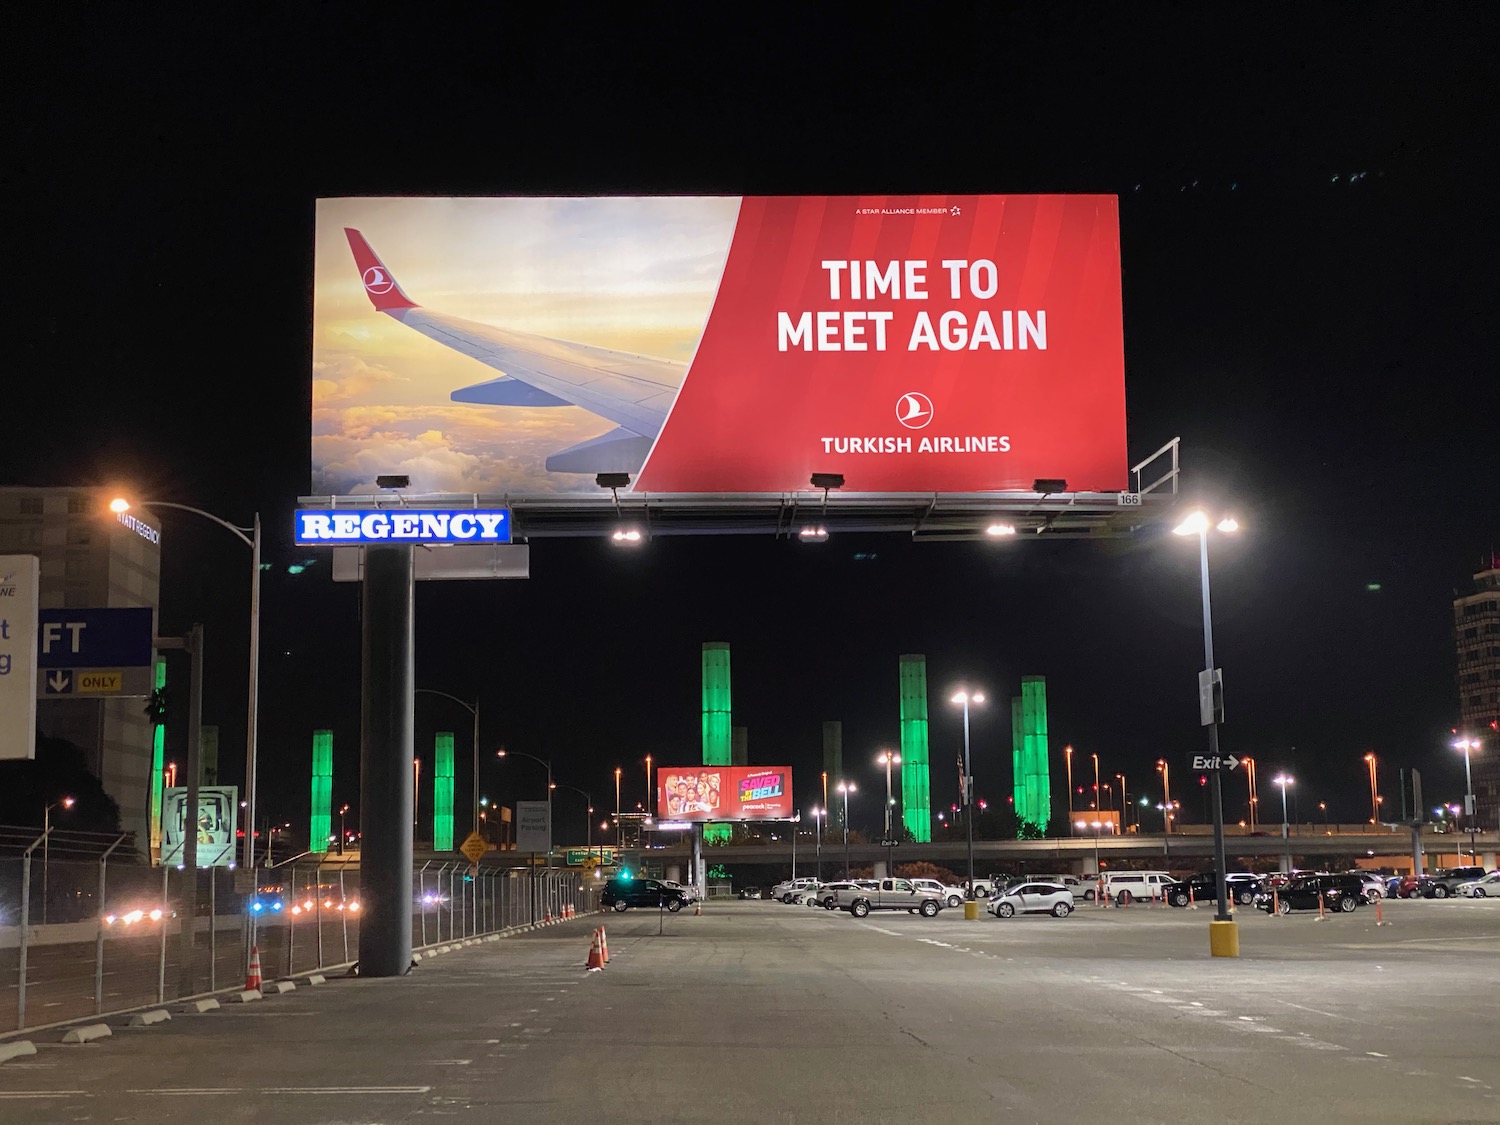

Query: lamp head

[108,498,130,513]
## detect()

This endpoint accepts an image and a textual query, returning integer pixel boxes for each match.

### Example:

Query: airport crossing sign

[35,607,154,698]
[1190,753,1240,772]
[458,832,488,864]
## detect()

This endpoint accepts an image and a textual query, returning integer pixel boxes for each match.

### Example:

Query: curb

[61,1024,111,1044]
[127,1010,171,1027]
[228,989,262,1003]
[264,981,296,995]
[0,1041,37,1065]
[180,999,220,1014]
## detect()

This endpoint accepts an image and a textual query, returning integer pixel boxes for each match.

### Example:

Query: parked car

[601,877,686,912]
[1164,872,1262,908]
[771,878,821,904]
[662,879,698,903]
[1457,872,1500,898]
[911,878,968,908]
[737,885,763,899]
[808,881,860,908]
[987,882,1075,919]
[1102,871,1174,904]
[1345,871,1387,902]
[1419,867,1488,899]
[1256,874,1363,914]
[837,878,944,918]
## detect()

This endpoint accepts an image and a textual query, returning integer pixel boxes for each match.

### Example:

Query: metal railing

[0,845,596,1034]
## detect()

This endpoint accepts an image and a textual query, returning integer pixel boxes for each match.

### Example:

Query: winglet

[344,228,418,312]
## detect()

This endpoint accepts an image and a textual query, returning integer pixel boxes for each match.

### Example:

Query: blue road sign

[37,608,154,669]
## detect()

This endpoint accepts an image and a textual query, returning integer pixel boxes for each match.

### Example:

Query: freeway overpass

[610,828,1500,874]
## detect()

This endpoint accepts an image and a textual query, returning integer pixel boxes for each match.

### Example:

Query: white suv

[911,878,968,908]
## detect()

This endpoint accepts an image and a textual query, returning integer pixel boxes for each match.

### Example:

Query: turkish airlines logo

[896,392,933,429]
[362,266,395,295]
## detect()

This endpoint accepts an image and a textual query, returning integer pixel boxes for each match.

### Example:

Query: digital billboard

[657,766,794,822]
[313,196,1127,497]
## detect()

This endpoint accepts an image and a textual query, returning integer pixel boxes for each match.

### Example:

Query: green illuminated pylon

[899,655,931,842]
[1011,677,1051,833]
[702,643,731,843]
[434,731,455,851]
[310,730,333,854]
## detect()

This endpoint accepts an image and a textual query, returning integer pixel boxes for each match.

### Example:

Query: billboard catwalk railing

[0,854,597,1035]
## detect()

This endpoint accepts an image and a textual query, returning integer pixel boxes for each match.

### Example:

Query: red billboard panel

[314,196,1126,497]
[657,767,794,822]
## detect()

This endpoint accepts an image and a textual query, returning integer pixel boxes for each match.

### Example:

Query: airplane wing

[344,228,683,474]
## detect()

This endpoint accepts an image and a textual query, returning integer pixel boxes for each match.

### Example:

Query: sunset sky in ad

[311,196,738,495]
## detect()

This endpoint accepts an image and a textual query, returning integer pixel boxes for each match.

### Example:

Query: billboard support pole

[358,545,415,977]
[158,624,204,999]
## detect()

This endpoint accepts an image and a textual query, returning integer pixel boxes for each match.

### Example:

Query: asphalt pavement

[0,898,1496,1124]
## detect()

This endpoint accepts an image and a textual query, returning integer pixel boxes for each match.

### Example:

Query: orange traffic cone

[694,899,702,916]
[245,945,263,992]
[585,929,605,971]
[599,926,609,963]
[544,909,553,924]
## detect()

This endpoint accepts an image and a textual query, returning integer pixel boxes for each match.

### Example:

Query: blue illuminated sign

[294,509,511,546]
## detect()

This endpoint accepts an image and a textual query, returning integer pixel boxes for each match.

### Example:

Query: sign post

[0,557,39,760]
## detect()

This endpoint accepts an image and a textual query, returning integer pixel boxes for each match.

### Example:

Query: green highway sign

[564,848,615,866]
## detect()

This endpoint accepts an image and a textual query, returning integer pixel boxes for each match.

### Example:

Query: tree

[0,734,122,835]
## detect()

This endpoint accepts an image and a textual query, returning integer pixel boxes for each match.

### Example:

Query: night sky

[8,7,1496,840]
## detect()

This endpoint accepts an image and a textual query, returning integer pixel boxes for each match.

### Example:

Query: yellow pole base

[963,901,980,921]
[1209,919,1240,958]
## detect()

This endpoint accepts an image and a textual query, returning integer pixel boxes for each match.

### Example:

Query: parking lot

[1,896,1496,1125]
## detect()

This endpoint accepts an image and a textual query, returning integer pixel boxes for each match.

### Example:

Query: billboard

[0,557,39,761]
[313,196,1127,497]
[160,786,238,868]
[656,766,794,822]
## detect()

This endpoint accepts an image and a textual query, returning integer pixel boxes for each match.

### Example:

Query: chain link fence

[0,830,597,1034]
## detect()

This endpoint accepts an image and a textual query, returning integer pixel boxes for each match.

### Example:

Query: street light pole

[41,797,74,926]
[811,807,823,880]
[1174,510,1239,935]
[837,782,855,878]
[1064,746,1074,834]
[1364,752,1379,826]
[951,690,984,900]
[614,767,622,848]
[877,751,900,839]
[338,805,349,856]
[1273,774,1294,873]
[1454,738,1480,863]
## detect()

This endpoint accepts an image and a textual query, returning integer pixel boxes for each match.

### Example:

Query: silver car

[987,881,1075,919]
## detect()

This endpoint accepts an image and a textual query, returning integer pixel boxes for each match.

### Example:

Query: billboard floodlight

[810,473,845,490]
[595,473,632,490]
[798,526,828,542]
[986,523,1016,537]
[375,474,410,490]
[1032,478,1068,494]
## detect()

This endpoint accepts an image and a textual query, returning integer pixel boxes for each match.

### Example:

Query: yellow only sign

[458,832,488,864]
[77,672,123,693]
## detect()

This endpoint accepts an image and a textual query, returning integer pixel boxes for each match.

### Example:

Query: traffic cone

[599,926,609,963]
[1188,885,1198,910]
[544,909,553,924]
[694,899,702,916]
[1375,896,1389,926]
[585,929,605,971]
[245,945,263,992]
[1314,891,1326,922]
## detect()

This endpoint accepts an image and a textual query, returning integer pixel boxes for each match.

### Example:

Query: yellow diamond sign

[459,832,487,864]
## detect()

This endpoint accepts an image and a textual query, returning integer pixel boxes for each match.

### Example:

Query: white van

[1102,871,1173,904]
